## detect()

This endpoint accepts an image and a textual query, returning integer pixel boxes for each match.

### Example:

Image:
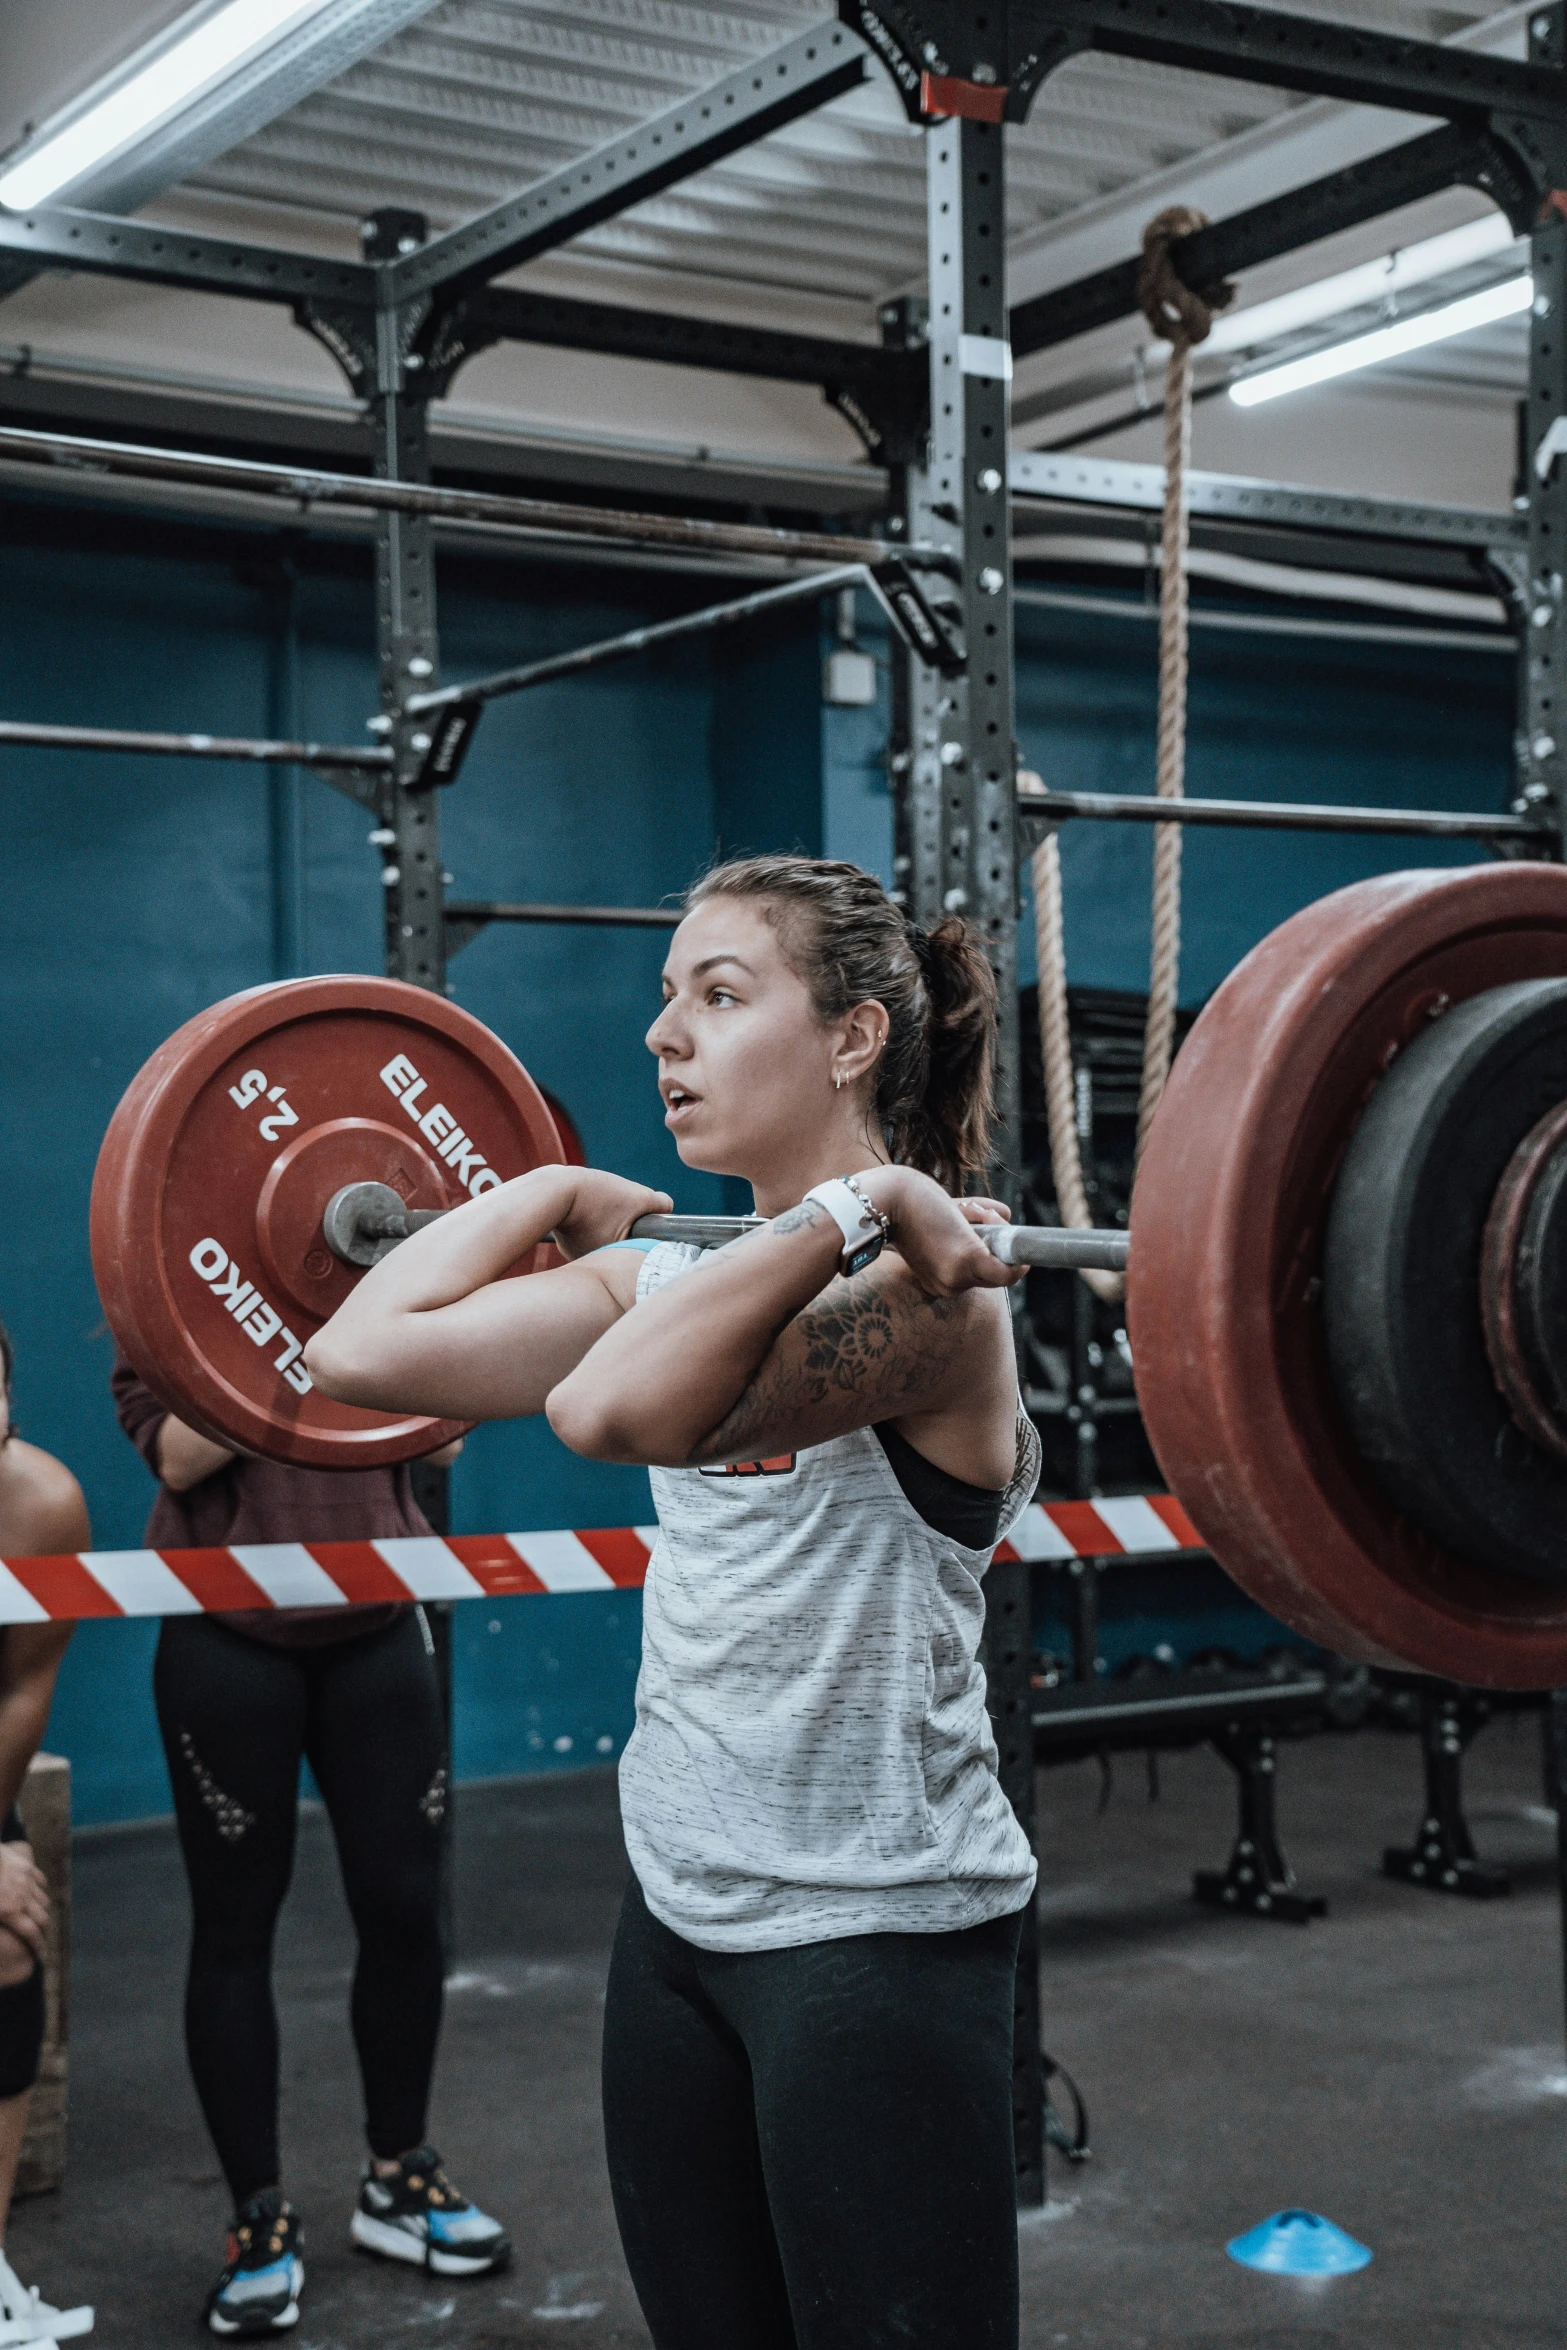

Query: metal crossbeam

[0,719,389,771]
[1019,786,1542,840]
[1009,451,1526,553]
[1033,1672,1328,1738]
[468,282,916,394]
[390,21,867,306]
[0,202,372,307]
[0,423,900,569]
[1010,124,1515,360]
[447,901,682,930]
[408,565,867,716]
[1026,0,1567,125]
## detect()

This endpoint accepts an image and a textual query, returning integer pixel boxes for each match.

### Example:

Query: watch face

[844,1234,885,1279]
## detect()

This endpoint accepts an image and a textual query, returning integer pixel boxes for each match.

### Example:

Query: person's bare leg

[0,1920,35,2248]
[0,2085,31,2245]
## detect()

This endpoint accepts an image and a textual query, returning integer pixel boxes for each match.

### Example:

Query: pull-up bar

[0,423,930,573]
[0,719,391,774]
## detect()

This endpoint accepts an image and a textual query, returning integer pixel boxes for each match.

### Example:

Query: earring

[834,1071,843,1092]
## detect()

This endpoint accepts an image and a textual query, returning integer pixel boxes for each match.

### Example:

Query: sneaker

[205,2192,303,2337]
[0,2249,92,2346]
[350,2146,509,2277]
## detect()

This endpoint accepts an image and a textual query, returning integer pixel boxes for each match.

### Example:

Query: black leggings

[602,1877,1025,2350]
[154,1610,447,2206]
[0,1809,43,2100]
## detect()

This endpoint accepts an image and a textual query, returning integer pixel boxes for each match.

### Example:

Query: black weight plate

[1513,1131,1567,1427]
[1324,979,1567,1583]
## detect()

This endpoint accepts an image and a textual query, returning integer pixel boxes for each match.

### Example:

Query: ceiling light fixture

[1203,213,1519,358]
[1229,271,1533,406]
[0,0,336,211]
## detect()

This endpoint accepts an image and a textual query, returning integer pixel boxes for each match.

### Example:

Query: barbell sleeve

[982,1225,1128,1271]
[322,1182,1129,1273]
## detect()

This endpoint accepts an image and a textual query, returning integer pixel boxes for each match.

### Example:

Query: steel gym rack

[5,0,1567,2203]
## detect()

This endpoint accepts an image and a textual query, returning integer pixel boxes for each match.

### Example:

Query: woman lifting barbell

[306,853,1042,2350]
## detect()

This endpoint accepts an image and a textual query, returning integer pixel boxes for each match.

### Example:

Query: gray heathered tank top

[618,1241,1041,1953]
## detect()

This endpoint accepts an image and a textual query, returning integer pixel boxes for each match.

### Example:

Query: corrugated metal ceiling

[178,0,1514,324]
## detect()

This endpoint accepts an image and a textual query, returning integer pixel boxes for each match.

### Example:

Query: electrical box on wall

[823,647,877,706]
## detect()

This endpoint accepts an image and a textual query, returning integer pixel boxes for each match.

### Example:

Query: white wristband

[801,1178,886,1275]
[801,1178,878,1249]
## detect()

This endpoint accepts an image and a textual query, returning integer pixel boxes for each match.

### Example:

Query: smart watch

[802,1174,893,1278]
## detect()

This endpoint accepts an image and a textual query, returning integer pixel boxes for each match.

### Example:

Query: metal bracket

[865,557,966,674]
[293,299,378,398]
[830,292,931,468]
[835,2,1081,122]
[296,211,456,403]
[444,909,490,959]
[414,698,484,789]
[413,297,505,402]
[823,355,929,466]
[303,757,384,811]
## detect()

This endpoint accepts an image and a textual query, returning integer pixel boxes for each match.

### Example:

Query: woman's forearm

[547,1197,846,1462]
[306,1165,577,1394]
[156,1417,235,1492]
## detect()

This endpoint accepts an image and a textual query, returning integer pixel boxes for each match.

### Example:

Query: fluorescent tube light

[0,0,335,211]
[1203,213,1519,358]
[1229,272,1533,406]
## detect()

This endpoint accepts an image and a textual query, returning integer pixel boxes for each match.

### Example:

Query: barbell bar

[318,1178,1130,1273]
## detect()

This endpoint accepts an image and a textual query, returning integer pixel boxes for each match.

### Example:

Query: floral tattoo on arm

[690,1266,966,1466]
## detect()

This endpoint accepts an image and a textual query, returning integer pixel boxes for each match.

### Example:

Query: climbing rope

[1031,206,1233,1299]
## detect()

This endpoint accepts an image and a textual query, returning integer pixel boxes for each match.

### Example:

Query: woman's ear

[834,998,890,1087]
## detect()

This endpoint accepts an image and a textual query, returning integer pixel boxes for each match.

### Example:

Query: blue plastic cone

[1226,2210,1373,2276]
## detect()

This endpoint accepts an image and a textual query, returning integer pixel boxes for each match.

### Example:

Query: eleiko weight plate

[1324,979,1567,1579]
[1127,863,1567,1688]
[91,976,564,1467]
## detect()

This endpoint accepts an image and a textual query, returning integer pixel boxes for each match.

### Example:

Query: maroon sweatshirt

[111,1353,428,1647]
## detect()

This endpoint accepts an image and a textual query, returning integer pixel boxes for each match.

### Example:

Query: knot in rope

[1136,204,1235,350]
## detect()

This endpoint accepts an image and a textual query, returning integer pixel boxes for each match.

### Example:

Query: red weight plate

[91,976,563,1468]
[1127,864,1567,1689]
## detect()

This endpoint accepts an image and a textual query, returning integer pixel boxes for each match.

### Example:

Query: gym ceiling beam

[1009,451,1528,555]
[0,204,373,308]
[386,21,870,310]
[464,286,890,389]
[1006,0,1567,130]
[1010,122,1524,361]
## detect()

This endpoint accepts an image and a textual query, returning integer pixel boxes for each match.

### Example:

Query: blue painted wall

[0,499,818,1819]
[826,592,1514,995]
[1013,597,1512,998]
[0,532,1514,1820]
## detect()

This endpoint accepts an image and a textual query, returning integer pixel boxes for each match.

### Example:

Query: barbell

[87,974,1129,1477]
[316,1178,1128,1274]
[87,861,1567,1687]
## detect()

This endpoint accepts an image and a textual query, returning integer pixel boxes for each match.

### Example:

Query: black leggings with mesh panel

[153,1609,447,2205]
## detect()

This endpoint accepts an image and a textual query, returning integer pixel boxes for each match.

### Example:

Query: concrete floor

[8,1713,1566,2348]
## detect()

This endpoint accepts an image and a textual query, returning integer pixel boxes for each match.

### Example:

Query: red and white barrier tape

[0,1496,1203,1624]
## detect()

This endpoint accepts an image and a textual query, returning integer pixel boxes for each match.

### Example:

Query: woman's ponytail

[887,915,997,1192]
